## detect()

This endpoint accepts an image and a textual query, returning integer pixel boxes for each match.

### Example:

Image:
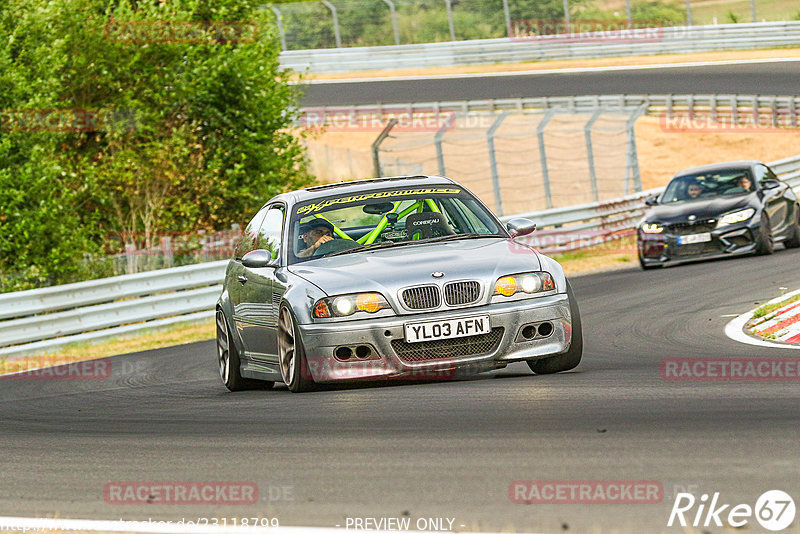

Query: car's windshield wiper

[417,233,504,244]
[320,240,406,258]
[319,233,502,258]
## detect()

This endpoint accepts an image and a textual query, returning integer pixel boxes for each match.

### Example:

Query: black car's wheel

[755,213,774,255]
[216,309,273,391]
[278,306,315,392]
[527,281,583,374]
[784,209,800,249]
[638,254,659,270]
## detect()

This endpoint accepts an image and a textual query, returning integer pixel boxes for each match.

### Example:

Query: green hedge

[0,0,311,291]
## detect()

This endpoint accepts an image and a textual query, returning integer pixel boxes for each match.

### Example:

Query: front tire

[278,306,315,392]
[527,280,583,374]
[784,209,800,249]
[638,254,659,270]
[216,309,273,391]
[756,213,774,255]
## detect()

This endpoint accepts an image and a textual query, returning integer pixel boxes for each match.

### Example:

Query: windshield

[289,186,504,263]
[660,168,754,203]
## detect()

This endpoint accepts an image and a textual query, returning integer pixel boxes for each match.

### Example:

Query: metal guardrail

[281,21,800,73]
[0,261,228,321]
[503,154,800,253]
[301,94,800,119]
[0,286,222,348]
[0,261,228,358]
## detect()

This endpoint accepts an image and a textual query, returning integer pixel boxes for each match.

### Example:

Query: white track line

[724,288,800,350]
[297,57,800,84]
[0,517,539,534]
[776,320,800,342]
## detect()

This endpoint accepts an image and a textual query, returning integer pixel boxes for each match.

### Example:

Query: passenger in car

[737,175,753,192]
[687,182,704,199]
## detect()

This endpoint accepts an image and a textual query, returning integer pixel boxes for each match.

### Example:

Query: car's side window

[764,166,779,182]
[454,199,493,233]
[753,164,769,186]
[258,206,285,261]
[438,199,468,233]
[235,205,270,259]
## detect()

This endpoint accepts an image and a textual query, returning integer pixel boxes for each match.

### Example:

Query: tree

[0,0,311,290]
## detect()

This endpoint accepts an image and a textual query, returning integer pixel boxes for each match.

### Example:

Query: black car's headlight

[493,272,554,298]
[641,222,665,234]
[312,293,391,318]
[716,208,755,228]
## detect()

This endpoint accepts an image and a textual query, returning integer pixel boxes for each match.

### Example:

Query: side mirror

[242,249,278,268]
[644,195,659,206]
[506,218,537,238]
[761,179,781,190]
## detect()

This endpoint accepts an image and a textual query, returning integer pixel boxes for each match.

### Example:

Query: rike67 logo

[669,490,796,531]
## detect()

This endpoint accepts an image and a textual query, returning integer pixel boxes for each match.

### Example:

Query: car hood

[645,194,755,224]
[287,237,542,297]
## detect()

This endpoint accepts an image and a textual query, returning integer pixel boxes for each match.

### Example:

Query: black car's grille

[672,242,721,257]
[392,328,504,362]
[666,220,717,235]
[443,281,481,306]
[401,285,441,310]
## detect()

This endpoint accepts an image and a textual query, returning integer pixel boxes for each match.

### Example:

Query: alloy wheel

[216,310,230,384]
[278,307,296,385]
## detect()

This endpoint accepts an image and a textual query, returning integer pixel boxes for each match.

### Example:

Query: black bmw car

[638,160,800,269]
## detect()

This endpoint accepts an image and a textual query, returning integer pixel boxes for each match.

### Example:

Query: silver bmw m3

[216,175,582,392]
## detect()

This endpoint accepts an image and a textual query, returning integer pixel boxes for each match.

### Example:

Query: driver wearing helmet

[296,219,335,258]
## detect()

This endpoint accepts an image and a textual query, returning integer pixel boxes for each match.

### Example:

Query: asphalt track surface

[299,60,800,107]
[2,247,800,533]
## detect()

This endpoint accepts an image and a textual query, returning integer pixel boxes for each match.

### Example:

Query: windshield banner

[296,188,461,215]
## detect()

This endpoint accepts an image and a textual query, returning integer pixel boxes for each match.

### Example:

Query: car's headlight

[493,272,554,297]
[312,292,391,318]
[717,208,755,228]
[641,223,664,234]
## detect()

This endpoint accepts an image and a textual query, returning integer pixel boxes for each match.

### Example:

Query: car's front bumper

[297,294,573,383]
[638,220,759,267]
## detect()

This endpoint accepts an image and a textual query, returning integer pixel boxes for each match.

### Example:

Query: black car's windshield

[289,186,504,263]
[660,168,755,203]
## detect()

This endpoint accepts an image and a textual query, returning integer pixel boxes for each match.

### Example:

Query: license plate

[404,315,491,343]
[677,233,711,245]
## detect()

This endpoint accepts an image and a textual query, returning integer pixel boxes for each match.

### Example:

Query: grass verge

[752,293,800,319]
[549,236,637,275]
